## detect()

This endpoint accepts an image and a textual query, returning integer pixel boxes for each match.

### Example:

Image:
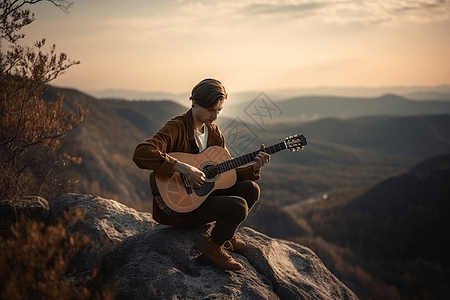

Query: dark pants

[177,180,260,246]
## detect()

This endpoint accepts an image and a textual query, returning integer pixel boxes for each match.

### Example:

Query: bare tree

[0,0,72,43]
[1,0,88,201]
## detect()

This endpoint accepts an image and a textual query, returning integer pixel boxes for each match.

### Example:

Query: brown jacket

[133,108,260,225]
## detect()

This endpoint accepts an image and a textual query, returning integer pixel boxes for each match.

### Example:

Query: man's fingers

[258,144,270,163]
[186,169,206,188]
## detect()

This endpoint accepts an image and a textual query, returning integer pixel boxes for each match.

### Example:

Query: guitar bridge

[180,174,193,195]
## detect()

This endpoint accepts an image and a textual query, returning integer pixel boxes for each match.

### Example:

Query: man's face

[194,99,224,124]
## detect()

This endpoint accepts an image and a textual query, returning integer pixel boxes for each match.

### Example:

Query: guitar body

[155,146,237,213]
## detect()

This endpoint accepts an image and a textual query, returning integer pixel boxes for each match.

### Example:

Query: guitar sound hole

[201,162,219,181]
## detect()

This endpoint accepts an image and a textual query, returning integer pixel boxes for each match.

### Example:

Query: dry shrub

[0,208,114,300]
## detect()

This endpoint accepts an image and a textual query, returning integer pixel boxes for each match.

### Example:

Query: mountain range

[87,84,450,105]
[48,86,450,207]
[88,86,450,122]
[45,86,449,299]
[224,94,450,122]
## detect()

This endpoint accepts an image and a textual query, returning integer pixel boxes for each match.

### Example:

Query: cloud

[242,2,328,19]
[86,0,450,46]
[237,0,450,24]
[383,0,450,22]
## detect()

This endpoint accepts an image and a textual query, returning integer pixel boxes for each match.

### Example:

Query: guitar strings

[200,147,272,178]
[199,139,302,178]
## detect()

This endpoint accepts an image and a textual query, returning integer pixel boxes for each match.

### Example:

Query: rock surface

[50,194,157,244]
[50,194,358,300]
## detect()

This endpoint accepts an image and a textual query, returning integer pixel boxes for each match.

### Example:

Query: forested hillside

[288,154,450,300]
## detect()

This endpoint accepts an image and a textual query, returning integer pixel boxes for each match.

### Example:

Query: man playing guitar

[133,78,270,271]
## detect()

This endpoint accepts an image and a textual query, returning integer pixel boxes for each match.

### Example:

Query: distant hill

[266,114,450,160]
[102,99,186,137]
[86,89,190,105]
[273,94,450,120]
[405,90,450,101]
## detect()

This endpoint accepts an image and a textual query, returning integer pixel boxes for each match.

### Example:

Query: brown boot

[224,236,247,252]
[201,237,243,271]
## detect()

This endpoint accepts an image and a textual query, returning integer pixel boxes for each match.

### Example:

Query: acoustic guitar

[155,134,307,213]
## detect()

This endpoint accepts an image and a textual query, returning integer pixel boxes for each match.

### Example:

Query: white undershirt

[194,124,208,152]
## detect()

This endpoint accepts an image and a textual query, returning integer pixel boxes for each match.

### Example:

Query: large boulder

[50,193,157,272]
[50,193,157,245]
[51,194,358,300]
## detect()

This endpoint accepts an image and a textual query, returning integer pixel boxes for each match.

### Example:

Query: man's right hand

[173,161,205,188]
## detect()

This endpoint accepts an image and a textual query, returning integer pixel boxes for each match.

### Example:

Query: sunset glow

[17,0,450,94]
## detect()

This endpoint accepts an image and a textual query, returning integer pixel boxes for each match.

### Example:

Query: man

[132,78,270,271]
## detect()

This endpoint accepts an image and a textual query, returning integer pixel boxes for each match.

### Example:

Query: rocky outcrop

[50,194,157,244]
[99,224,358,300]
[47,193,358,300]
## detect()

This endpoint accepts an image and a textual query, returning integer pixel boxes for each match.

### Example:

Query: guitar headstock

[285,134,307,152]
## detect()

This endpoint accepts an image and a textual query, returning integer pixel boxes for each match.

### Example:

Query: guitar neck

[217,142,286,174]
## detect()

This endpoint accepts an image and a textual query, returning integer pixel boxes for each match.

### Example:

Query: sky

[15,0,450,95]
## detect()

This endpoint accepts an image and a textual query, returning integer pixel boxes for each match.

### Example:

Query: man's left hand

[253,144,270,172]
